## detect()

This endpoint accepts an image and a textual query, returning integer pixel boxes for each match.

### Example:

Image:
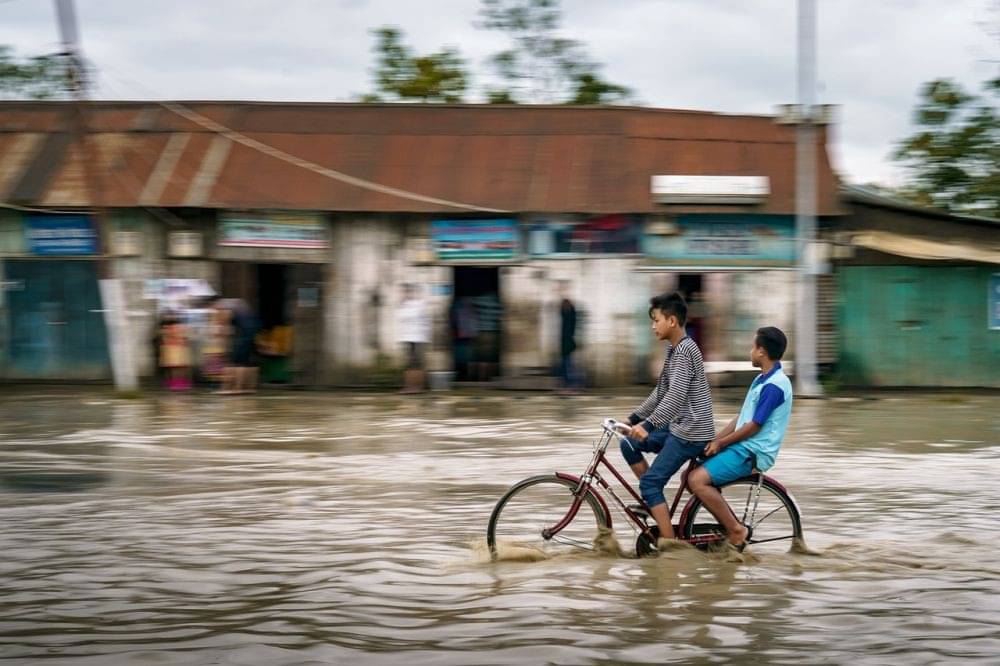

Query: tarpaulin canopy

[850,230,1000,265]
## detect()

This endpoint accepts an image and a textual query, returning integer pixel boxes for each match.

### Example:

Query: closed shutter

[817,273,837,364]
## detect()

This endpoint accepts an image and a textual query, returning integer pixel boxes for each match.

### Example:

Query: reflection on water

[0,388,998,664]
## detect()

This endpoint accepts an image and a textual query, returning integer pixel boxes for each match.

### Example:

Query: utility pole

[794,0,822,397]
[54,0,139,395]
[54,0,108,263]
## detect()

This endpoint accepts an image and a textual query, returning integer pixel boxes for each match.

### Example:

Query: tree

[366,27,468,103]
[568,72,630,106]
[892,76,1000,218]
[477,0,631,105]
[0,45,68,100]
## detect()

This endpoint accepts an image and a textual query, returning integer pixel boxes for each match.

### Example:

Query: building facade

[0,101,844,386]
[829,186,1000,388]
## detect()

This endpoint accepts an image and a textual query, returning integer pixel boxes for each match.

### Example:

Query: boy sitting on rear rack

[688,326,793,550]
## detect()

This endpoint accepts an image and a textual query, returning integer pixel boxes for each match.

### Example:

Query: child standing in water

[159,314,192,391]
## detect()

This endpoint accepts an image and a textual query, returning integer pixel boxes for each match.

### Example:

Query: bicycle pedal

[628,503,650,518]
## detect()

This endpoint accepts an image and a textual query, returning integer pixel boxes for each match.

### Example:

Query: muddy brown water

[1,388,998,664]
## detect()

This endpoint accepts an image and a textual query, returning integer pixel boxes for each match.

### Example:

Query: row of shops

[0,102,996,387]
[0,209,804,385]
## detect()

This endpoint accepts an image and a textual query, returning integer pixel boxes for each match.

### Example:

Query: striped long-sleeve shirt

[628,336,716,442]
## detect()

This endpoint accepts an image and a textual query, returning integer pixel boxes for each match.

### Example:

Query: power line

[157,100,510,214]
[102,69,510,214]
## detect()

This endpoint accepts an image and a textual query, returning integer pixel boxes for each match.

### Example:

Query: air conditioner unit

[111,230,143,256]
[406,237,435,265]
[168,231,203,258]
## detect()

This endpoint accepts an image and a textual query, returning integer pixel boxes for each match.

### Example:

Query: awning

[850,230,1000,265]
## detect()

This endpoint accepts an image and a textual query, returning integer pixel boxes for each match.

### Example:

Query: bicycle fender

[555,472,613,529]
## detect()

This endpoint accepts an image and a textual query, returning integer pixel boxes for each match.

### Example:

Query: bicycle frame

[544,421,727,548]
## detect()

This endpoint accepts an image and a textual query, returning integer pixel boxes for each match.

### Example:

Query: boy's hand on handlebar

[631,424,649,441]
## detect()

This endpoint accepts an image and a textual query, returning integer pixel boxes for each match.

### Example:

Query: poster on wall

[218,211,327,249]
[24,215,99,255]
[643,214,795,267]
[431,219,518,261]
[528,215,641,255]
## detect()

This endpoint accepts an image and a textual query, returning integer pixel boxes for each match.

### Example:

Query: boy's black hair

[755,326,787,360]
[648,291,687,326]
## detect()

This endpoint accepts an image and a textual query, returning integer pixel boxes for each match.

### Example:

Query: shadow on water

[0,471,112,493]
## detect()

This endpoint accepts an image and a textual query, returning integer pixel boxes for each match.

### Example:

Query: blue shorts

[701,443,756,486]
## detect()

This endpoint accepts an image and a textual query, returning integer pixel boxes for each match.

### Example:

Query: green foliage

[477,0,631,105]
[893,77,1000,218]
[0,46,67,100]
[369,27,468,103]
[568,73,630,106]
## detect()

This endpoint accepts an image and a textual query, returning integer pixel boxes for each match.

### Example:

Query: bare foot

[729,523,749,547]
[657,537,692,551]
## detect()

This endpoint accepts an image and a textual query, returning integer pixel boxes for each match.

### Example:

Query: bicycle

[487,418,803,558]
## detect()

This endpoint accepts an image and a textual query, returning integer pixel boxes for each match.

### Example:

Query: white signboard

[651,175,770,204]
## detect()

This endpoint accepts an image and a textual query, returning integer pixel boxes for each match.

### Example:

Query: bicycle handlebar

[601,418,633,440]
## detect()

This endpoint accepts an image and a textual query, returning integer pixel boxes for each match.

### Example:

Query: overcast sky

[1,0,996,187]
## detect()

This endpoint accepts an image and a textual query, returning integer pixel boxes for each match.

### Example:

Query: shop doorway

[678,273,708,351]
[219,262,323,385]
[450,266,502,382]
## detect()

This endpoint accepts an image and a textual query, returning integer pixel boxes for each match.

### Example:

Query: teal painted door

[3,260,110,379]
[838,266,1000,387]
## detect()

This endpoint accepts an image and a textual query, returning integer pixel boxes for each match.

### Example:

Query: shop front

[431,219,517,382]
[214,211,328,385]
[641,214,797,365]
[1,214,110,380]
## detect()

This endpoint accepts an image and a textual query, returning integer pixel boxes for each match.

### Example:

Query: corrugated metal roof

[0,101,843,215]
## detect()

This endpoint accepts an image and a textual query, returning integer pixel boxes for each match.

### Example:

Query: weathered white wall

[502,258,656,386]
[326,218,451,383]
[706,271,795,361]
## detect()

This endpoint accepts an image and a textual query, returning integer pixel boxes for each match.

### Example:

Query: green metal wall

[837,266,1000,387]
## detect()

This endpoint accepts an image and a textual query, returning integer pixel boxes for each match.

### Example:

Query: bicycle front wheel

[680,476,803,554]
[487,474,609,560]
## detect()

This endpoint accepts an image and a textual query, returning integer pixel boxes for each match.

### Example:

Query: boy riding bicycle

[621,292,715,548]
[688,326,793,549]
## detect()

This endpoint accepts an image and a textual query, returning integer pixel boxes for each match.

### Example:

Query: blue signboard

[642,214,795,267]
[990,273,1000,330]
[25,215,99,256]
[431,219,518,261]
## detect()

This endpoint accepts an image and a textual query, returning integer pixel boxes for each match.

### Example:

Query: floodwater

[1,387,998,664]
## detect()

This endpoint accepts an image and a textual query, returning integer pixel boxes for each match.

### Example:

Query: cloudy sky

[1,0,996,186]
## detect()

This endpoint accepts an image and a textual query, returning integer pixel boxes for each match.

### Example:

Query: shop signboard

[431,219,518,261]
[643,214,795,267]
[219,212,327,249]
[24,215,99,256]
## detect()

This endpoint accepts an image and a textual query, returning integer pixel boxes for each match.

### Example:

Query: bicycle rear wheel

[487,474,609,560]
[680,476,802,554]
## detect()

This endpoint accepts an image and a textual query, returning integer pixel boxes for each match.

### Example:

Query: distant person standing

[557,281,582,393]
[449,296,477,382]
[398,284,431,394]
[219,299,259,395]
